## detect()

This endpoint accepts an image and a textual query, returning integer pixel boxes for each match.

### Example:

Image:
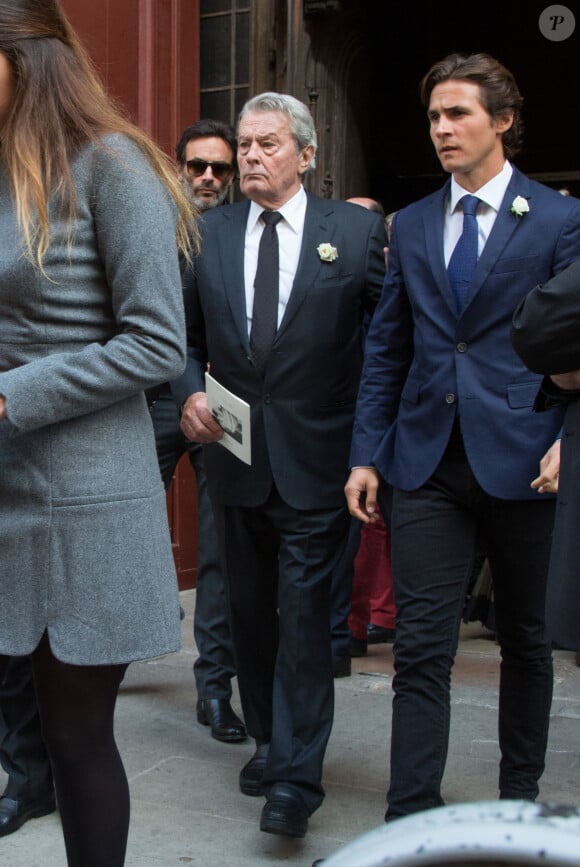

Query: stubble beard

[182,178,231,211]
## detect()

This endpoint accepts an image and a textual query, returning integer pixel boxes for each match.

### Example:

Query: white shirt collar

[247,185,306,234]
[449,161,513,214]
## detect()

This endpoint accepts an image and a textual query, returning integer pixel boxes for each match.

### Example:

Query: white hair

[239,92,317,170]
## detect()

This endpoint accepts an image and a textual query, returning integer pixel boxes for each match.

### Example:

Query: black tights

[1,634,129,866]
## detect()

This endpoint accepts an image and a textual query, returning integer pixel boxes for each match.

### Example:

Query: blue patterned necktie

[250,211,283,373]
[447,194,480,313]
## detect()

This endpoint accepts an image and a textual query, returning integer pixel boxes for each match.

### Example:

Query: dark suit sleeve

[512,259,580,412]
[350,212,414,466]
[512,259,580,376]
[363,212,388,318]
[169,260,207,406]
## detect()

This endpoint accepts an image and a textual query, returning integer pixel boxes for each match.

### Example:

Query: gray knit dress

[0,134,186,664]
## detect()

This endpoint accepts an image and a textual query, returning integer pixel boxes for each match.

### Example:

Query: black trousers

[214,485,350,814]
[151,390,236,698]
[384,423,555,819]
[329,517,361,658]
[0,655,53,799]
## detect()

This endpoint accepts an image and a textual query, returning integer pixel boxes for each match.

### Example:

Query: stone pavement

[1,590,579,866]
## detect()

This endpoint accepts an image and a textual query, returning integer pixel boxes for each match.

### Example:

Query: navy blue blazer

[172,191,386,510]
[350,166,580,500]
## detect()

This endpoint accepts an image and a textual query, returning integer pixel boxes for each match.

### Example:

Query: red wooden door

[61,0,199,151]
[61,0,201,589]
[164,456,199,591]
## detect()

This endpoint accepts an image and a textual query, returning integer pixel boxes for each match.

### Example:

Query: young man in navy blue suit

[346,53,580,820]
[173,92,386,837]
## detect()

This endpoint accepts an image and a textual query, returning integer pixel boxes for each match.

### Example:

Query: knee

[500,643,552,671]
[393,637,455,690]
[41,715,112,765]
[498,623,552,666]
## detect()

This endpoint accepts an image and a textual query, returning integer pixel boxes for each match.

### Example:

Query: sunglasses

[185,158,234,181]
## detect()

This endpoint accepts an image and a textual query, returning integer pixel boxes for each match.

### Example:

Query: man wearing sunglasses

[176,119,236,211]
[150,119,247,745]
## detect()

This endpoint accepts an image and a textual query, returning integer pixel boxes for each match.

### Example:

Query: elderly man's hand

[179,392,224,443]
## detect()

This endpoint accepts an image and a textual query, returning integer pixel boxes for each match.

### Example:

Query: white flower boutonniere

[510,196,530,218]
[317,242,338,262]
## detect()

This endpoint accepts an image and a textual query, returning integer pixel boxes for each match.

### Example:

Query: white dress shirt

[244,186,307,336]
[444,161,513,265]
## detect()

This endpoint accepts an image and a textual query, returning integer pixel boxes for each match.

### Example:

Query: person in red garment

[348,507,396,655]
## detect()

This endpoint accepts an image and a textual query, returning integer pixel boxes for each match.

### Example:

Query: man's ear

[298,144,315,175]
[494,111,514,135]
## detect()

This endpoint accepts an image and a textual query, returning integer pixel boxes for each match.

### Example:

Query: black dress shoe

[311,861,326,866]
[332,654,351,678]
[367,623,396,644]
[196,698,247,743]
[260,785,308,838]
[0,794,56,837]
[239,743,269,795]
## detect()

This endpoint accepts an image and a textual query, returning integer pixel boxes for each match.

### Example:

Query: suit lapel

[425,183,456,315]
[432,168,533,316]
[217,201,251,351]
[462,168,532,312]
[275,193,332,340]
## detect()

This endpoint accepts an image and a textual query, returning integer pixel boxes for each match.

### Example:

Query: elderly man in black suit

[173,92,386,837]
[512,258,580,653]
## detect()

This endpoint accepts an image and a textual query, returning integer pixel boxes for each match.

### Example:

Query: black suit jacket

[172,191,386,510]
[512,259,580,648]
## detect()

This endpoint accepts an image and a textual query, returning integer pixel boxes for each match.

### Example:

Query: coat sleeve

[349,212,414,467]
[512,258,580,412]
[0,137,186,433]
[362,211,388,318]
[512,258,580,376]
[168,258,208,407]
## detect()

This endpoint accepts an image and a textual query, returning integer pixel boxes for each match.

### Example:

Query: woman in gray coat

[0,1,196,864]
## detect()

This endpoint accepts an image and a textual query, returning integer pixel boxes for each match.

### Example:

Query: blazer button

[456,342,467,353]
[445,393,456,404]
[264,393,272,404]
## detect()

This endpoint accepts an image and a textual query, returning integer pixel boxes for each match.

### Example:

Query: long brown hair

[0,0,198,268]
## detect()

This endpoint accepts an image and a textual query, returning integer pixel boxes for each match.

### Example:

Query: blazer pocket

[401,377,422,404]
[317,271,354,283]
[315,400,355,417]
[507,381,540,409]
[492,255,540,275]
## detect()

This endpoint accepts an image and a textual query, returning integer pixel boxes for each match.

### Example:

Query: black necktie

[447,194,480,313]
[250,211,282,372]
